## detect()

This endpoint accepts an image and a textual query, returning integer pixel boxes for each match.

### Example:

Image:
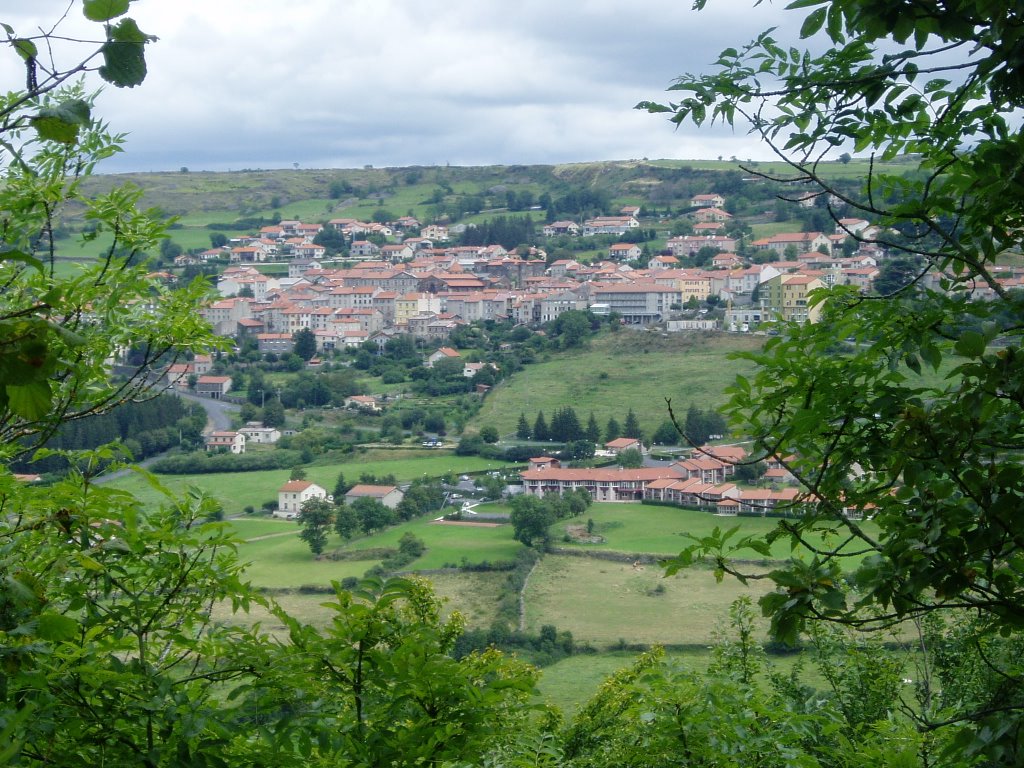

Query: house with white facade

[205,431,246,454]
[276,480,330,518]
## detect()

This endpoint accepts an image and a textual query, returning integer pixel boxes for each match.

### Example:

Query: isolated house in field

[345,484,404,509]
[276,480,329,518]
[205,431,246,454]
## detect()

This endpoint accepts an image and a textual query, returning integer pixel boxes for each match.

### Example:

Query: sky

[5,1,796,173]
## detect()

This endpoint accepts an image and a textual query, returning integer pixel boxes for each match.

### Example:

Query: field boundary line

[518,556,540,632]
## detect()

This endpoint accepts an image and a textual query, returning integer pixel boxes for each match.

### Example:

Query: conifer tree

[532,411,549,442]
[623,408,643,441]
[516,412,531,440]
[605,416,621,442]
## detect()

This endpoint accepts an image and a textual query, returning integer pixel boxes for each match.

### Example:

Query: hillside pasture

[523,554,776,646]
[477,331,763,437]
[110,453,513,517]
[558,502,880,566]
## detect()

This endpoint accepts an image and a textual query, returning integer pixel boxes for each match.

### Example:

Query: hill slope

[476,331,764,439]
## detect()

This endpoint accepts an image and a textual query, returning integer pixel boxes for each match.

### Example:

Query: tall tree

[622,408,643,441]
[298,497,334,556]
[648,0,1024,761]
[516,412,531,440]
[605,416,621,443]
[333,500,360,540]
[585,412,601,444]
[293,327,317,361]
[509,494,555,548]
[652,419,679,446]
[532,411,549,442]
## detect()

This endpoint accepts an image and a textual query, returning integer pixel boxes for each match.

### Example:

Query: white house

[276,480,330,518]
[238,422,281,444]
[205,431,246,454]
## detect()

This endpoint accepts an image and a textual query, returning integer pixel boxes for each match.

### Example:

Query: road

[94,392,240,484]
[175,391,240,433]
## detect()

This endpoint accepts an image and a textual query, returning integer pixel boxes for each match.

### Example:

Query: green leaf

[0,248,44,272]
[954,330,985,358]
[83,0,131,22]
[36,611,79,641]
[5,381,52,420]
[799,7,827,38]
[13,38,37,60]
[98,18,152,88]
[29,99,92,144]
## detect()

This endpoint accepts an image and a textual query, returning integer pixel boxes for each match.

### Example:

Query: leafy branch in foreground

[645,0,1024,762]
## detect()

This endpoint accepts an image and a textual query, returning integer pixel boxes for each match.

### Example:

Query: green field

[111,453,513,517]
[524,554,777,646]
[477,331,763,437]
[554,503,875,563]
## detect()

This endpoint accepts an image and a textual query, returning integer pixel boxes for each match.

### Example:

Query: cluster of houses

[203,422,282,453]
[176,191,1024,349]
[274,480,404,519]
[188,202,891,346]
[520,443,815,516]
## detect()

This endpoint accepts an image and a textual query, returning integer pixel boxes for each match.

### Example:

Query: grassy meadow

[208,498,820,647]
[112,453,512,517]
[478,331,764,438]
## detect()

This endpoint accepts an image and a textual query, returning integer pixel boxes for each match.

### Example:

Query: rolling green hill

[476,330,764,439]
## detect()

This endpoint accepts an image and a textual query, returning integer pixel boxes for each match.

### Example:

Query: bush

[151,449,303,474]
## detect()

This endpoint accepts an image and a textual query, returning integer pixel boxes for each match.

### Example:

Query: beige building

[276,480,330,518]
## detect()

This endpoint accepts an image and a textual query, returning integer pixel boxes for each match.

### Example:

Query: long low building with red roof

[521,457,810,514]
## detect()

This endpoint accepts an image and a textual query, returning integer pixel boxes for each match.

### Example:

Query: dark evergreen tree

[516,412,531,440]
[263,398,285,428]
[553,407,583,442]
[623,409,643,441]
[585,412,601,444]
[605,416,621,443]
[533,411,549,442]
[333,471,352,499]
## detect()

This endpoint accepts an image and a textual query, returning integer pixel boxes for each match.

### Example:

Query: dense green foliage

[646,0,1024,763]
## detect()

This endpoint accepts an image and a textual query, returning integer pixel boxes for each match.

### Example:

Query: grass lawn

[476,331,763,438]
[557,502,880,564]
[345,514,521,570]
[109,454,514,517]
[749,219,806,238]
[226,502,518,590]
[523,554,777,647]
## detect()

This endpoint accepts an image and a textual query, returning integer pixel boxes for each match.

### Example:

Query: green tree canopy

[647,0,1024,761]
[298,497,334,556]
[292,327,317,361]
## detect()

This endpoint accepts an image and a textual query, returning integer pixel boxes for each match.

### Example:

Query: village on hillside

[166,190,1024,361]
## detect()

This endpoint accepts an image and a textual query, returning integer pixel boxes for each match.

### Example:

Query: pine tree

[586,412,601,444]
[623,409,643,441]
[605,416,621,443]
[516,412,531,440]
[533,411,549,442]
[560,407,583,442]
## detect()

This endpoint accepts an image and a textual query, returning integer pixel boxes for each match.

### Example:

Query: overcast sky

[6,1,795,172]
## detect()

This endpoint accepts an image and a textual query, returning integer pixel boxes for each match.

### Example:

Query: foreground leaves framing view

[2,0,1023,765]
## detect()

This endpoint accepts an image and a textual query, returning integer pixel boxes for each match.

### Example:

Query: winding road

[95,392,240,483]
